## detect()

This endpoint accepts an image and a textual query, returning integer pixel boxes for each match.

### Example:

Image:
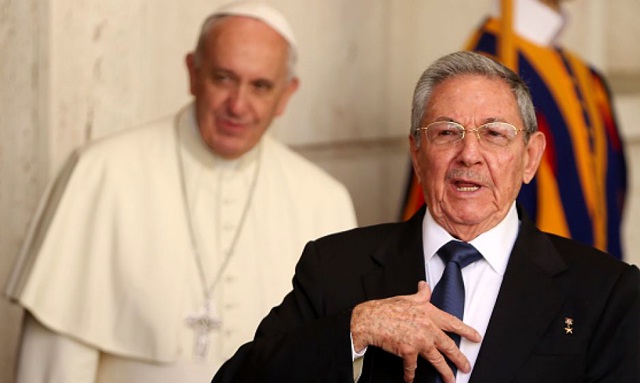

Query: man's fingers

[438,311,482,344]
[421,347,455,383]
[417,280,430,293]
[402,357,418,383]
[433,332,472,374]
[414,280,432,301]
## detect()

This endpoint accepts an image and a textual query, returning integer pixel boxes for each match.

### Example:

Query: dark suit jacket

[213,206,640,382]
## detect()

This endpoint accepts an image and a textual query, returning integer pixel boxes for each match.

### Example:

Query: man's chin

[209,141,248,159]
[441,203,494,226]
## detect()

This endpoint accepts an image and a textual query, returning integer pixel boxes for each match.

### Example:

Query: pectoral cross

[185,302,221,360]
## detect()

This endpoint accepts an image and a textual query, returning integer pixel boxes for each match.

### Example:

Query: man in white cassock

[4,1,357,381]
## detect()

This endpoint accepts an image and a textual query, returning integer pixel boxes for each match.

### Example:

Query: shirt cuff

[350,332,367,361]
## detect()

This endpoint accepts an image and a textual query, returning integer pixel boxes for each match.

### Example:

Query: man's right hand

[350,281,481,383]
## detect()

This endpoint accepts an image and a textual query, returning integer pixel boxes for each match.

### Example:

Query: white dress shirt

[423,203,519,383]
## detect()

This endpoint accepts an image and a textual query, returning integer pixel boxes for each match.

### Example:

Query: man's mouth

[454,181,480,192]
[216,117,250,135]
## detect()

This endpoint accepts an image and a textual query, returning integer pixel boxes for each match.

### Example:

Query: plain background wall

[2,0,639,380]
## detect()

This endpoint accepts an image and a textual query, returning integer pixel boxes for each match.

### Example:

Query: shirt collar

[423,202,519,276]
[491,0,567,46]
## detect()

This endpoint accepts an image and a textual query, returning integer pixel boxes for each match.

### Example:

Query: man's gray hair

[192,14,297,80]
[410,51,537,144]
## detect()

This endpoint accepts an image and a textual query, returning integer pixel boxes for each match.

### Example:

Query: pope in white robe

[5,2,357,382]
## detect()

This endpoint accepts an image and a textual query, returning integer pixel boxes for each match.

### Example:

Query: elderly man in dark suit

[212,51,640,383]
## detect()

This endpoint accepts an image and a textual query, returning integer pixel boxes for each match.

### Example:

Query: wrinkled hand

[350,281,481,383]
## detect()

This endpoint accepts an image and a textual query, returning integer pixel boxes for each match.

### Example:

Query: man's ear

[275,77,300,117]
[185,53,198,96]
[523,131,546,184]
[409,133,423,186]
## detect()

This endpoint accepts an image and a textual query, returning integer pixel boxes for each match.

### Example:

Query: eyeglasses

[418,121,526,147]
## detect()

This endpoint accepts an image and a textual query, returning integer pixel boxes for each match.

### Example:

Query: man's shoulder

[548,232,615,260]
[75,113,176,162]
[261,135,348,191]
[545,232,636,279]
[311,220,411,255]
[84,113,174,150]
[263,136,325,171]
[52,113,180,187]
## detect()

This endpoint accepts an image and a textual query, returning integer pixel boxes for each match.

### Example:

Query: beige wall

[1,0,639,380]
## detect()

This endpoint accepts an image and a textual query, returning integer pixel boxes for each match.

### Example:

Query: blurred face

[410,74,545,241]
[539,0,562,11]
[186,16,299,159]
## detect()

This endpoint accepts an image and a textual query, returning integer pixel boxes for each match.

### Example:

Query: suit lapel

[360,207,447,383]
[359,208,436,383]
[470,209,568,382]
[361,207,427,301]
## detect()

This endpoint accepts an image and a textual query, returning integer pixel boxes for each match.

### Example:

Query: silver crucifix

[185,302,222,360]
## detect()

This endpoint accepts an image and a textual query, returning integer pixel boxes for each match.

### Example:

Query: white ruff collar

[491,0,567,46]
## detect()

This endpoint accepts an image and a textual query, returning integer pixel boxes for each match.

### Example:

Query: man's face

[186,16,298,159]
[410,74,545,240]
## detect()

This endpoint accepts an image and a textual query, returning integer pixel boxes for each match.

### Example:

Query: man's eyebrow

[431,116,457,123]
[428,116,511,125]
[481,117,510,124]
[210,67,236,77]
[253,78,275,86]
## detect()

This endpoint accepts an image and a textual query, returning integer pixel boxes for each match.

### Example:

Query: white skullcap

[213,1,298,55]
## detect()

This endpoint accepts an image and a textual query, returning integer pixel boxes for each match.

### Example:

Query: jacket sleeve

[212,240,356,383]
[586,264,640,382]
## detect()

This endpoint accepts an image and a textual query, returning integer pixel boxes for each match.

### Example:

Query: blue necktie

[431,240,482,382]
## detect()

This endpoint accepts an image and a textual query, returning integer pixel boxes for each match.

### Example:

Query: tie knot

[438,240,482,269]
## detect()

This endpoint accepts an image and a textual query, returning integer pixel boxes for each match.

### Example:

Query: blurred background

[2,0,639,380]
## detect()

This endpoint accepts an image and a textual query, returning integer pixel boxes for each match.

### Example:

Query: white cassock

[5,103,357,382]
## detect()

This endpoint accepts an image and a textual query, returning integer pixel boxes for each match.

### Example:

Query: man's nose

[458,129,483,164]
[228,86,249,115]
[464,128,483,142]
